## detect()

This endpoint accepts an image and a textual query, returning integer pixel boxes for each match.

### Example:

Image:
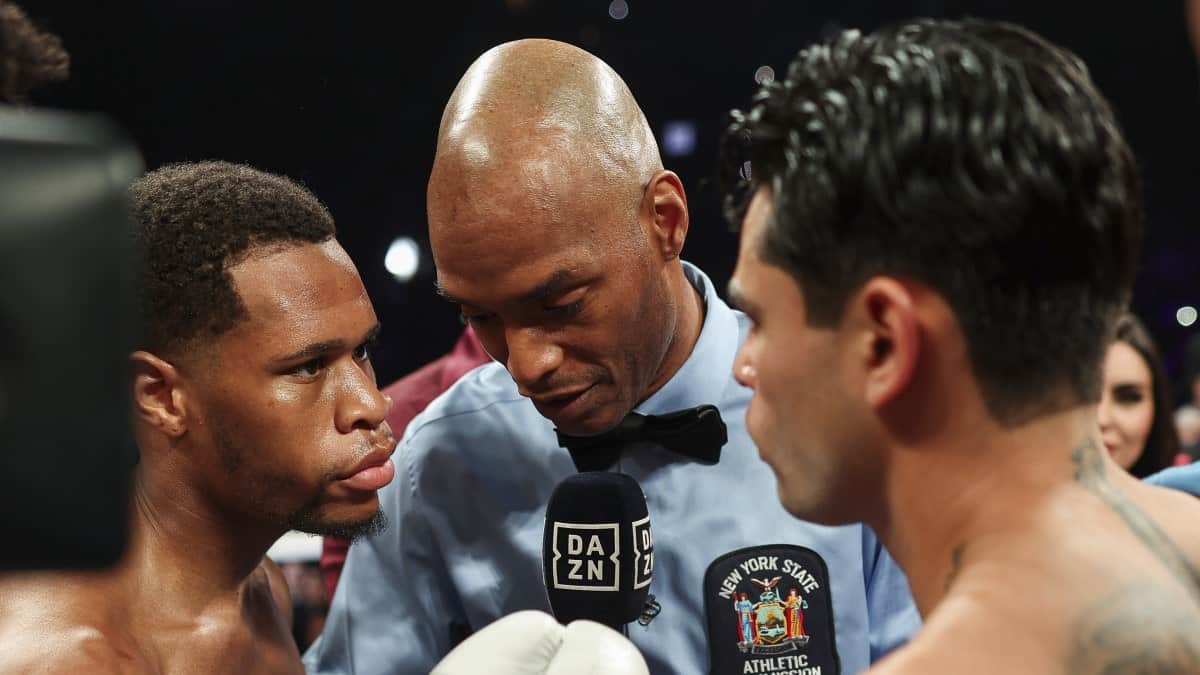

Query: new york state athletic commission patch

[704,545,840,675]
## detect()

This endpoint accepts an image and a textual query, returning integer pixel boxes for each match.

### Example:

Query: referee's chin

[543,389,630,437]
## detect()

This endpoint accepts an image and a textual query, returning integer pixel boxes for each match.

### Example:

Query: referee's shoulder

[400,362,530,451]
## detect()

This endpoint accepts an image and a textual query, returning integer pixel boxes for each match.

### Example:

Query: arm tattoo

[1071,438,1200,606]
[1069,584,1200,674]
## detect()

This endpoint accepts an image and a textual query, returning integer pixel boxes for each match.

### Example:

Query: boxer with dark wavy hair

[722,18,1200,673]
[0,0,68,103]
[0,161,396,673]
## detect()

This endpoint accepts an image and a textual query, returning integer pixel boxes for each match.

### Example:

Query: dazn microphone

[542,471,654,630]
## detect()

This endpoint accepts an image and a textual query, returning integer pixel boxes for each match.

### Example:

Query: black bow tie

[555,404,728,472]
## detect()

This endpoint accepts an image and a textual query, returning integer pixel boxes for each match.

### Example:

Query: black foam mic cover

[542,471,654,629]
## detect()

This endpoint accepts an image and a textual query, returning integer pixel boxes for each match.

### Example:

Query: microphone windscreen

[542,472,654,628]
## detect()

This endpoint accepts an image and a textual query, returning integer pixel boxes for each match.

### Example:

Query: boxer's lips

[335,436,398,492]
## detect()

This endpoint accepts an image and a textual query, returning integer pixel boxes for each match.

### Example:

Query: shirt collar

[633,261,740,414]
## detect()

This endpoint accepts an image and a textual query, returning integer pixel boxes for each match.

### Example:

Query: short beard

[286,504,389,542]
[210,420,389,542]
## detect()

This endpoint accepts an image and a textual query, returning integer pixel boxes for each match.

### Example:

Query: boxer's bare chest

[120,621,302,674]
[124,587,304,674]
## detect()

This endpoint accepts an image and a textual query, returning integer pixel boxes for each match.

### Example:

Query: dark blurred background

[19,0,1200,393]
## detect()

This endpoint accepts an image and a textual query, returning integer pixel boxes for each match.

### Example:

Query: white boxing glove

[430,610,649,675]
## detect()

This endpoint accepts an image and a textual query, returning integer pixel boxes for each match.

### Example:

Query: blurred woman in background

[1097,314,1185,477]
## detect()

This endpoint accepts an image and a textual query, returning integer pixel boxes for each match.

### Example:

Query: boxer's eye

[289,358,323,378]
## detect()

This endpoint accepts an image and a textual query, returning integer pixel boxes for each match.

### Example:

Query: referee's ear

[645,170,689,263]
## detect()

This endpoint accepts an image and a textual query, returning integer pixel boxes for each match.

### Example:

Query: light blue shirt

[305,263,919,675]
[1146,463,1200,497]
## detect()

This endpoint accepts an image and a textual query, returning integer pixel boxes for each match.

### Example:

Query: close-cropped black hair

[721,18,1143,424]
[131,161,336,357]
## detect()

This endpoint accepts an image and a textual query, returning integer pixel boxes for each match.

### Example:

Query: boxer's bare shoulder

[872,443,1200,674]
[872,572,1200,674]
[865,591,1033,674]
[1064,581,1200,673]
[1114,471,1200,565]
[141,559,301,674]
[0,558,299,674]
[1056,469,1200,673]
[0,572,146,674]
[0,625,142,675]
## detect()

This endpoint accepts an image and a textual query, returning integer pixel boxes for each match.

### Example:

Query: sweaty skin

[0,240,396,674]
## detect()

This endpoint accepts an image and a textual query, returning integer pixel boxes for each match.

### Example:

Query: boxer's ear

[130,350,188,437]
[850,277,920,410]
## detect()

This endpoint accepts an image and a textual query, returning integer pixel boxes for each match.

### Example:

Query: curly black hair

[721,18,1143,425]
[131,161,337,357]
[0,1,69,103]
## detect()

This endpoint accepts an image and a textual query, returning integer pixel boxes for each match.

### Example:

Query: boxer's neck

[872,405,1098,617]
[124,466,282,612]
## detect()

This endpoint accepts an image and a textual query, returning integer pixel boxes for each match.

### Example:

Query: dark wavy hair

[0,1,69,103]
[131,161,336,358]
[720,18,1143,425]
[1112,314,1181,478]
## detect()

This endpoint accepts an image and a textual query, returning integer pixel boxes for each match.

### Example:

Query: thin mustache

[364,427,396,455]
[325,426,398,485]
[522,373,611,398]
